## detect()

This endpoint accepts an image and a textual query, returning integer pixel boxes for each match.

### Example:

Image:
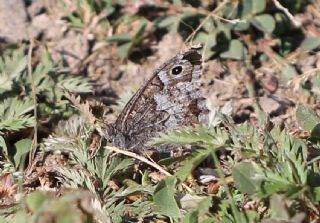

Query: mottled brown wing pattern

[105,49,208,152]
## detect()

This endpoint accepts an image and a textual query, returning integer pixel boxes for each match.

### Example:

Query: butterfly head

[105,124,128,148]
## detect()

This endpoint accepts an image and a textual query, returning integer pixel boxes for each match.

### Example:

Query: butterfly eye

[171,66,183,75]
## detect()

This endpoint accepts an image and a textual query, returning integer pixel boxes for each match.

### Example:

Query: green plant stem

[26,39,38,171]
[210,145,244,223]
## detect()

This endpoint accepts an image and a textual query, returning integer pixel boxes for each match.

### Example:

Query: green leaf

[57,75,92,93]
[296,104,320,131]
[173,0,182,6]
[180,194,209,210]
[107,33,132,43]
[182,196,212,223]
[67,13,84,29]
[259,179,303,198]
[220,39,246,60]
[13,138,32,168]
[184,211,198,223]
[194,32,216,60]
[301,37,320,51]
[0,97,35,132]
[251,14,275,33]
[8,211,30,223]
[0,97,34,117]
[0,50,27,79]
[274,13,290,36]
[240,0,266,18]
[240,0,253,18]
[233,20,250,31]
[0,73,12,91]
[0,216,9,223]
[176,150,210,182]
[269,194,289,220]
[313,76,320,90]
[244,211,261,222]
[151,126,213,146]
[232,162,261,194]
[310,123,320,141]
[26,191,47,212]
[50,200,69,212]
[118,42,133,58]
[0,50,27,93]
[134,20,147,39]
[202,17,215,33]
[154,176,181,218]
[281,65,297,82]
[0,136,8,155]
[201,219,215,223]
[158,154,188,166]
[312,186,320,202]
[41,47,53,66]
[252,0,266,14]
[85,0,99,12]
[155,15,179,33]
[0,116,35,132]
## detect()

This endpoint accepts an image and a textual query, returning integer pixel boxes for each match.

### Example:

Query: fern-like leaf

[57,75,92,93]
[151,125,229,147]
[0,97,34,132]
[0,49,27,81]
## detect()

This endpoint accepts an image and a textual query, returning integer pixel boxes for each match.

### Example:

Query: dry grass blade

[105,146,193,193]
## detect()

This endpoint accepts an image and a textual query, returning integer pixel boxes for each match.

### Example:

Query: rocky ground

[1,0,320,222]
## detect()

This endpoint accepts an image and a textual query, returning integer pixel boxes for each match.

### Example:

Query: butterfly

[105,48,208,152]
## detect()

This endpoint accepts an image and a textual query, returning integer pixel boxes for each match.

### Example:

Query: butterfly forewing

[105,49,208,152]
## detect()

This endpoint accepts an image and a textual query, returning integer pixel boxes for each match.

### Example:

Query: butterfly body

[105,49,208,152]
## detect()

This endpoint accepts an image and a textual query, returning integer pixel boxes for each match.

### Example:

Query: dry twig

[272,0,301,28]
[26,40,38,172]
[105,146,193,193]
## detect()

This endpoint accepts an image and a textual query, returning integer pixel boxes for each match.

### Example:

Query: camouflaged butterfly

[105,49,208,152]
